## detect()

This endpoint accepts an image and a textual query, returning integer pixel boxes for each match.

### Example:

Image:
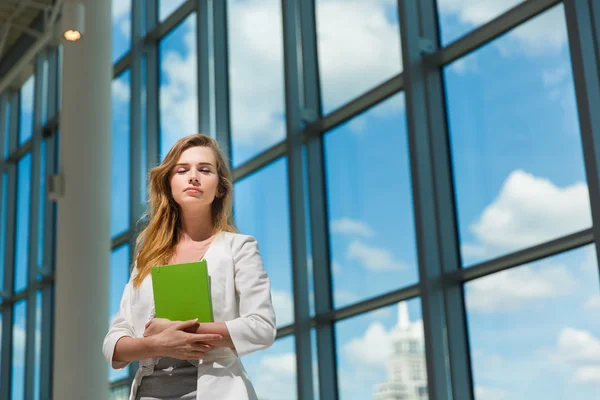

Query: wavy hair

[132,134,237,287]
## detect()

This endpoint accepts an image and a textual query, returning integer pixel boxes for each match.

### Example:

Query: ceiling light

[62,1,85,42]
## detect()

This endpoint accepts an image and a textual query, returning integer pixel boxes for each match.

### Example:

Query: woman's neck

[179,207,215,243]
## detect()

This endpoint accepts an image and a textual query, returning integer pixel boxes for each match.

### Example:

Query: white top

[102,232,277,400]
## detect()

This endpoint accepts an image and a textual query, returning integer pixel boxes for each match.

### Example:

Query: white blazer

[102,231,277,400]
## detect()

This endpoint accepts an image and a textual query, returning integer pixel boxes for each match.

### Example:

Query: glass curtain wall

[1,0,599,399]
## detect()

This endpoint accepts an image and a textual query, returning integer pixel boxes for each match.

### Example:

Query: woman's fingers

[175,318,199,331]
[185,333,223,343]
[189,342,212,351]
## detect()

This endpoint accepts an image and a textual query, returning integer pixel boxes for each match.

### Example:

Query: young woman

[103,134,276,399]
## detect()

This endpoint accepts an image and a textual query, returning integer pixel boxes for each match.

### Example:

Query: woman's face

[170,146,220,210]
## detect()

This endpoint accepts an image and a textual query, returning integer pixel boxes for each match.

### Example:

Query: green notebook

[151,260,214,322]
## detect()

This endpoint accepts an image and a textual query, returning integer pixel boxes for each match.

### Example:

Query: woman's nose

[189,175,200,184]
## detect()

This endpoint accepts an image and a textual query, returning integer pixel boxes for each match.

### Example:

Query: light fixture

[61,1,85,42]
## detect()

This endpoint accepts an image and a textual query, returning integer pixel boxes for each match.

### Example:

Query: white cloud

[20,75,35,114]
[253,351,298,400]
[119,19,131,40]
[572,365,600,384]
[227,0,286,146]
[541,64,580,137]
[348,116,368,135]
[272,289,294,327]
[438,0,567,54]
[474,386,512,400]
[466,170,591,258]
[154,0,403,151]
[553,327,600,385]
[448,55,479,75]
[344,322,392,368]
[584,295,600,311]
[334,289,359,305]
[112,0,131,20]
[347,240,407,271]
[556,327,600,364]
[260,352,296,376]
[3,320,27,367]
[159,17,199,145]
[330,218,375,238]
[316,0,402,112]
[344,304,424,370]
[542,65,570,87]
[224,0,403,149]
[466,262,576,313]
[111,78,130,103]
[159,0,186,21]
[332,261,342,274]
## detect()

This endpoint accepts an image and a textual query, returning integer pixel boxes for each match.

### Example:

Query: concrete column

[53,0,111,398]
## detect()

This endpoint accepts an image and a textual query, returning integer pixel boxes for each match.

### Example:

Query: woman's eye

[200,169,211,173]
[176,169,187,174]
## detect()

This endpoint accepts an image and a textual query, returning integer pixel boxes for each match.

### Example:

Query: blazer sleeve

[102,275,136,370]
[225,235,277,357]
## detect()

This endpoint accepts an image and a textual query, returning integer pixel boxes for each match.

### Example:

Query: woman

[103,134,277,399]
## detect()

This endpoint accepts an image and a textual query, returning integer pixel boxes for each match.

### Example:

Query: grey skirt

[135,357,198,400]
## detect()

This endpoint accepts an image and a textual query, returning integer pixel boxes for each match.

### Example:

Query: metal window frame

[0,90,18,400]
[296,0,339,399]
[564,0,600,283]
[212,0,232,161]
[197,0,211,136]
[23,48,46,400]
[280,1,314,398]
[39,47,59,398]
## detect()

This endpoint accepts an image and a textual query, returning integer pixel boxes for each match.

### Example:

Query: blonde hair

[132,133,237,287]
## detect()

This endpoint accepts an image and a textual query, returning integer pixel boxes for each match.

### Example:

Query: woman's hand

[151,319,224,360]
[144,318,196,337]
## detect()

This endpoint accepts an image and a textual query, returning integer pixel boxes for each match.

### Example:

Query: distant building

[373,302,429,400]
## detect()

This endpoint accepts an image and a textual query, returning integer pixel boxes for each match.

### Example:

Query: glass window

[33,291,42,400]
[0,172,7,290]
[159,14,198,161]
[324,93,417,308]
[445,5,589,266]
[227,0,285,167]
[109,244,130,383]
[19,76,34,146]
[15,154,32,293]
[243,336,297,400]
[444,5,592,265]
[335,300,427,399]
[437,0,526,46]
[111,70,131,238]
[234,157,294,328]
[112,0,132,63]
[316,0,402,114]
[465,245,600,399]
[11,300,27,400]
[159,0,187,21]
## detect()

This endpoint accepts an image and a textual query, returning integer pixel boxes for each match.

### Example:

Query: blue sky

[4,0,600,399]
